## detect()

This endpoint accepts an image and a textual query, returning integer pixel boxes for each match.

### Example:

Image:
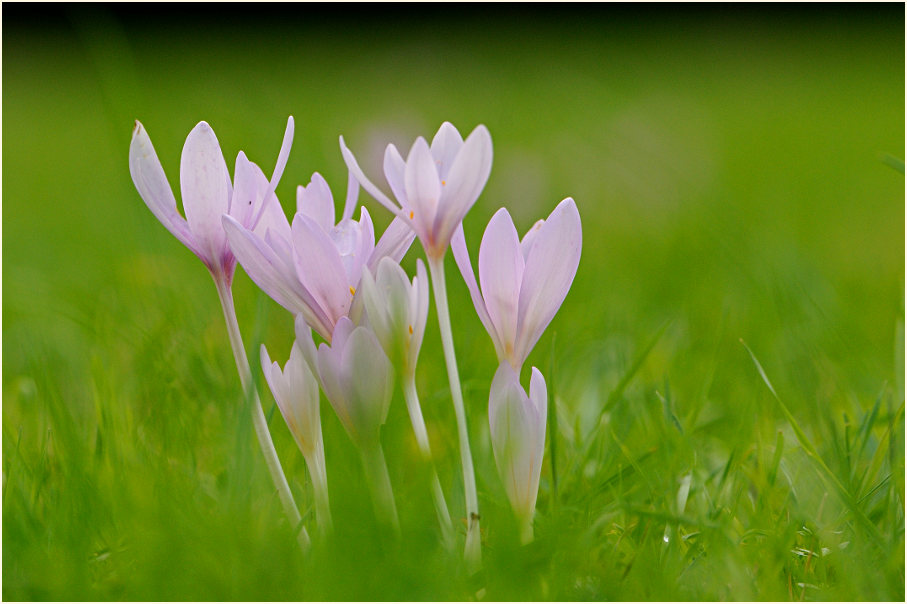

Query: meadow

[3,6,904,600]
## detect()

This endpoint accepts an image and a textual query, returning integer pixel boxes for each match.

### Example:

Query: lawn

[3,5,904,601]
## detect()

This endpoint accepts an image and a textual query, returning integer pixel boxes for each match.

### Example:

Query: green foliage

[3,8,904,600]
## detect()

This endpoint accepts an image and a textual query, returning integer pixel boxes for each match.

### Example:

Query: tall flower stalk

[129,118,309,548]
[340,122,492,569]
[360,257,453,546]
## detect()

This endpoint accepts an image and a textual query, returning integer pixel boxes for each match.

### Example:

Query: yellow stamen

[349,286,356,296]
[441,180,446,185]
[408,324,414,335]
[409,210,414,219]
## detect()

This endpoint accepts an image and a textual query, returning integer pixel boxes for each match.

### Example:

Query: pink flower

[312,316,394,449]
[339,122,493,259]
[223,172,415,341]
[129,117,293,283]
[488,361,547,541]
[452,198,582,371]
[358,257,429,378]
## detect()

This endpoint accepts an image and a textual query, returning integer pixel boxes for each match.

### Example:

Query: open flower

[359,257,429,378]
[339,122,493,259]
[488,361,547,543]
[223,172,415,340]
[452,198,582,371]
[261,341,331,533]
[129,117,293,283]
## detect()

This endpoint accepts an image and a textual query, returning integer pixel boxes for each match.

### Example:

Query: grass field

[3,6,904,600]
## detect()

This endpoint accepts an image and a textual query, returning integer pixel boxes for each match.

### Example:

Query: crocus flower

[339,122,493,259]
[312,316,393,449]
[261,341,331,534]
[302,315,399,530]
[359,257,429,378]
[452,198,582,371]
[488,361,547,543]
[129,117,293,284]
[223,172,415,341]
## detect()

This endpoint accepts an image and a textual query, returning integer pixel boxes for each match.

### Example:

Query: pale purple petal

[429,122,464,181]
[331,316,356,351]
[342,167,360,222]
[410,259,430,368]
[342,326,394,441]
[404,137,441,234]
[224,215,333,338]
[354,206,376,286]
[316,340,349,436]
[267,116,294,196]
[180,121,232,262]
[519,219,545,261]
[294,314,323,379]
[383,143,408,207]
[367,216,416,273]
[292,214,352,328]
[432,124,493,249]
[129,121,200,257]
[297,173,335,234]
[358,267,391,357]
[253,193,291,243]
[230,151,264,227]
[450,224,498,354]
[478,208,524,361]
[527,366,548,474]
[339,135,401,215]
[488,362,532,517]
[514,198,582,366]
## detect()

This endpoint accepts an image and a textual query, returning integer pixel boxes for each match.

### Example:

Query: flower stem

[360,442,400,535]
[427,256,481,572]
[305,439,333,537]
[214,275,310,550]
[402,374,454,548]
[520,516,534,545]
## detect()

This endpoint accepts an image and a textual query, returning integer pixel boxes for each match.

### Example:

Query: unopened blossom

[223,172,415,340]
[339,122,493,259]
[261,341,331,533]
[129,117,293,283]
[488,361,547,543]
[359,257,429,378]
[452,198,582,371]
[311,316,394,448]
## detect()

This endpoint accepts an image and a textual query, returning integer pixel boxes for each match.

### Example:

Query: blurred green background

[3,5,904,600]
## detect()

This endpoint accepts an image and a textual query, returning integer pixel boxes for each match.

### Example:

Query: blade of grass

[741,339,884,547]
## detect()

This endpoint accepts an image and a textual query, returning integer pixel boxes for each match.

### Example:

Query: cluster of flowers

[129,116,581,564]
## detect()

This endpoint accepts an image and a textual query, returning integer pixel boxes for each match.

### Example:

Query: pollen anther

[349,286,356,296]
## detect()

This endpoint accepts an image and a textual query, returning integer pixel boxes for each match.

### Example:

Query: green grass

[3,7,904,600]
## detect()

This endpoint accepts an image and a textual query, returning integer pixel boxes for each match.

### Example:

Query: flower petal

[230,151,265,228]
[432,124,493,249]
[514,198,582,366]
[409,259,430,371]
[224,215,333,339]
[292,214,352,328]
[519,219,545,261]
[383,143,408,207]
[527,366,548,487]
[342,326,394,443]
[479,208,524,362]
[129,121,200,257]
[340,135,401,215]
[488,361,533,519]
[297,173,335,234]
[429,121,464,181]
[450,223,498,354]
[368,215,416,274]
[404,137,441,236]
[180,121,232,263]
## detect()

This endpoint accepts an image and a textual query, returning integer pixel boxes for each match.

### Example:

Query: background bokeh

[3,5,904,600]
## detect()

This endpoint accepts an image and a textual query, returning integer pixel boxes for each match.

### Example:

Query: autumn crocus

[299,315,399,532]
[129,118,308,547]
[261,342,331,536]
[452,198,582,371]
[359,258,453,543]
[488,362,547,544]
[341,122,491,569]
[223,172,415,341]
